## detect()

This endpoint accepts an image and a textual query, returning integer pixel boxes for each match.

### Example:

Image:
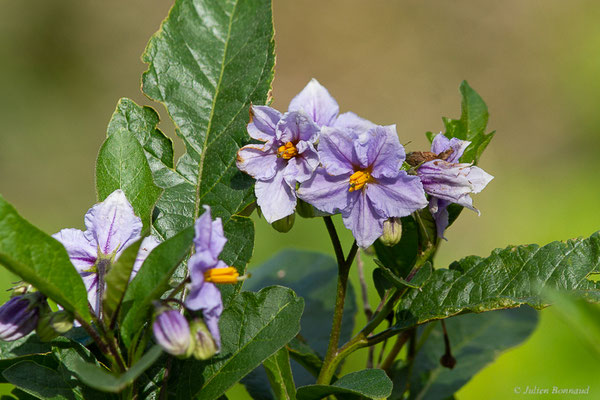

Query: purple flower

[0,294,44,341]
[298,125,428,248]
[417,133,494,238]
[185,206,238,350]
[52,190,160,315]
[153,309,192,357]
[237,109,320,223]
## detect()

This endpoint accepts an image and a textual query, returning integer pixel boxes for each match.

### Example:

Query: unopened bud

[380,218,402,247]
[36,310,74,342]
[271,213,295,233]
[152,309,193,358]
[190,319,218,360]
[0,293,45,341]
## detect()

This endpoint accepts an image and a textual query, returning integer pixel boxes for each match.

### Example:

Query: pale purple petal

[52,228,97,272]
[366,173,428,218]
[430,197,451,239]
[354,125,404,179]
[255,171,297,223]
[185,282,223,349]
[153,310,191,356]
[82,273,99,315]
[84,190,142,257]
[193,206,227,261]
[283,144,319,186]
[318,127,359,175]
[247,105,281,142]
[132,236,161,277]
[236,143,279,181]
[342,191,384,248]
[288,79,339,127]
[276,111,320,144]
[297,168,354,215]
[333,112,377,136]
[431,133,470,163]
[467,166,494,193]
[419,161,474,206]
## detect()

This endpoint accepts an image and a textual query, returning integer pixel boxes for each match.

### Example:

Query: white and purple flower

[52,190,160,316]
[417,133,494,238]
[184,205,239,350]
[152,308,192,357]
[0,293,45,341]
[298,125,428,248]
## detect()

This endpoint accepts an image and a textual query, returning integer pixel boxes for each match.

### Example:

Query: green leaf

[102,239,142,324]
[244,250,357,386]
[0,197,91,322]
[96,129,163,231]
[141,0,275,240]
[373,216,419,278]
[263,348,296,400]
[285,337,324,380]
[296,369,393,400]
[172,286,304,400]
[70,346,162,393]
[0,334,52,360]
[437,80,495,164]
[119,226,195,348]
[390,307,538,400]
[394,233,600,329]
[2,361,75,400]
[374,261,433,290]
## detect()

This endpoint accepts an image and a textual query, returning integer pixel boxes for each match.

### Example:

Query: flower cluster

[237,80,493,246]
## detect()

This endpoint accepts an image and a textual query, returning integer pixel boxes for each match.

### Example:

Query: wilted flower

[0,293,45,341]
[153,308,192,357]
[416,133,493,238]
[185,206,239,350]
[298,125,428,248]
[52,190,160,315]
[237,110,320,223]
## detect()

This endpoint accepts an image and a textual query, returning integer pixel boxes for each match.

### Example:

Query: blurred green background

[1,0,599,398]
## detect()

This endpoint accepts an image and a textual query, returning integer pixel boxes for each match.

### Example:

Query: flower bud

[190,319,218,360]
[152,309,193,357]
[380,218,402,247]
[36,310,74,342]
[271,213,295,233]
[0,293,45,341]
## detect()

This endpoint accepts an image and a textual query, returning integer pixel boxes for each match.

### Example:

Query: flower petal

[430,197,451,239]
[366,172,428,218]
[288,79,339,127]
[276,111,320,144]
[236,143,279,181]
[334,112,377,136]
[52,228,97,272]
[132,235,161,277]
[419,161,477,209]
[194,205,227,261]
[297,167,354,215]
[248,105,281,142]
[431,133,470,163]
[354,125,404,178]
[255,171,297,223]
[467,166,494,193]
[84,190,142,257]
[318,127,358,175]
[185,282,223,349]
[342,191,384,248]
[283,143,319,185]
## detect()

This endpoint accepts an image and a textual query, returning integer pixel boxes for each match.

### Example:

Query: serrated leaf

[373,216,419,278]
[171,286,304,400]
[102,239,142,325]
[2,361,75,400]
[119,226,195,348]
[141,0,275,240]
[296,369,393,400]
[390,307,538,400]
[70,346,162,393]
[96,129,163,231]
[0,197,91,322]
[263,348,297,400]
[243,250,357,386]
[394,233,600,329]
[439,81,495,164]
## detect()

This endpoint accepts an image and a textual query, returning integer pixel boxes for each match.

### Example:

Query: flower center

[277,142,298,160]
[204,267,240,284]
[349,170,373,192]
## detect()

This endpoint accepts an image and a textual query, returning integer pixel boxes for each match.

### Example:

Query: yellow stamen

[204,267,240,284]
[349,170,372,192]
[277,142,298,160]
